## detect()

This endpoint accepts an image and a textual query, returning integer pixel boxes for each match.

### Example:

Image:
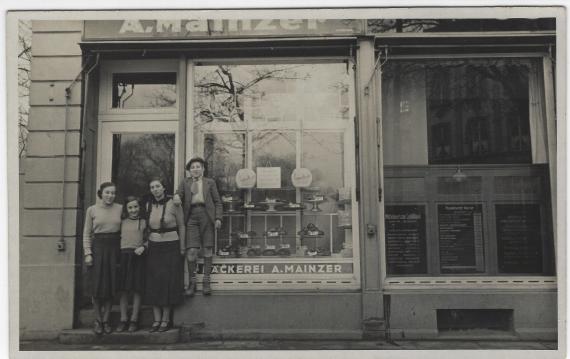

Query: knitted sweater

[82,203,122,256]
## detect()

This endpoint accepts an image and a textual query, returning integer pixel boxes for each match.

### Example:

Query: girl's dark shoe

[115,321,128,333]
[102,321,113,334]
[158,321,172,332]
[184,279,196,297]
[93,320,103,335]
[127,321,139,332]
[149,321,161,333]
[202,280,212,295]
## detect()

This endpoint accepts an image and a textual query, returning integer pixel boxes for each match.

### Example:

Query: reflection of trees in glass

[302,132,344,212]
[112,134,175,202]
[195,65,308,123]
[383,59,533,164]
[112,73,176,109]
[194,63,352,203]
[147,85,177,107]
[204,133,246,194]
[367,19,554,33]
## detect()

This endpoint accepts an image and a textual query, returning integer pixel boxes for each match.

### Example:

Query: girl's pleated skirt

[85,232,120,300]
[117,248,146,294]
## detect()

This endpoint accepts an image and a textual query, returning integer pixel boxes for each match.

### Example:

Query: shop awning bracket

[364,46,389,96]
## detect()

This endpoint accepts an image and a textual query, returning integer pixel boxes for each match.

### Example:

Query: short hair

[121,196,145,219]
[97,182,116,199]
[185,157,207,171]
[148,176,169,196]
[185,157,209,177]
[148,177,169,194]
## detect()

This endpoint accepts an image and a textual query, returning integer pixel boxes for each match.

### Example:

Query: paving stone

[542,342,558,350]
[58,328,180,345]
[414,341,481,350]
[19,339,559,351]
[476,341,553,350]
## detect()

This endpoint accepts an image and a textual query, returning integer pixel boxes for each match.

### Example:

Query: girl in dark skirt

[83,182,123,335]
[116,196,147,333]
[145,177,186,332]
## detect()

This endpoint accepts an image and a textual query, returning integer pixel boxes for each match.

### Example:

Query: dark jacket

[177,177,223,225]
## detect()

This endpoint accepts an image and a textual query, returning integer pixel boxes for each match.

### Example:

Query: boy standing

[174,157,223,296]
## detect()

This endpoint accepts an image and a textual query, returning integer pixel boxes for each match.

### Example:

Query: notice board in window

[385,205,427,275]
[496,204,542,273]
[438,204,485,274]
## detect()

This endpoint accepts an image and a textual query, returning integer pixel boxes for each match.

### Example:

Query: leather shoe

[149,321,160,333]
[184,280,196,297]
[93,320,103,335]
[203,281,212,295]
[158,321,171,332]
[116,321,128,333]
[102,321,113,334]
[128,321,139,332]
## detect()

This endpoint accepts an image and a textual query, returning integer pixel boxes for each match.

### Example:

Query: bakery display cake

[265,227,287,238]
[277,201,305,210]
[259,197,284,212]
[221,194,243,213]
[304,193,325,212]
[298,223,324,237]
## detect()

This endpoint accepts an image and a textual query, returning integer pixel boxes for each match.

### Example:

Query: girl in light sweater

[116,196,147,332]
[83,182,123,335]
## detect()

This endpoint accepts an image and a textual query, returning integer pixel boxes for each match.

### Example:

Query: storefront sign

[385,205,427,275]
[235,168,256,189]
[83,19,365,41]
[196,262,353,274]
[438,204,485,274]
[256,167,281,188]
[496,204,542,273]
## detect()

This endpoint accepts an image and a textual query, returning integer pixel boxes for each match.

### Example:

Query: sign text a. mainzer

[119,19,331,34]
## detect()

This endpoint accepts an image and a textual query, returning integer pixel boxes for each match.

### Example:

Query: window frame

[97,120,181,196]
[378,52,557,291]
[187,58,361,290]
[98,59,181,117]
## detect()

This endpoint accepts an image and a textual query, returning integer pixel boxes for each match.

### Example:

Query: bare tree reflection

[382,59,533,164]
[112,134,175,202]
[368,18,554,33]
[195,65,309,123]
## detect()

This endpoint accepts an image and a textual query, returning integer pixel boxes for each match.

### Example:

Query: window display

[193,62,356,262]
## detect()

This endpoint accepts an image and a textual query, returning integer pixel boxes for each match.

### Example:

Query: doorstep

[58,328,180,345]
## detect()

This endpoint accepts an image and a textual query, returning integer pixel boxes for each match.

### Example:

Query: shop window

[111,72,177,109]
[193,62,357,264]
[382,57,554,277]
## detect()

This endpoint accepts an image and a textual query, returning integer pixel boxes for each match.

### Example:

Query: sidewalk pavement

[20,339,558,351]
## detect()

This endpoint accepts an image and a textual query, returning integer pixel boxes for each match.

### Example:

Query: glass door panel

[98,121,179,203]
[111,133,175,203]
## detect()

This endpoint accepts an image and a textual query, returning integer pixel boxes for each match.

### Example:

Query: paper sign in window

[256,167,281,188]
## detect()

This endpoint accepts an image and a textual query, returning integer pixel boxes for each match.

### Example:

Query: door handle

[367,224,377,236]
